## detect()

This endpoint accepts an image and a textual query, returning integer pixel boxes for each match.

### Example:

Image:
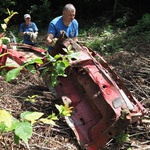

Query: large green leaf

[62,60,70,67]
[6,118,20,132]
[26,65,36,73]
[54,61,67,76]
[5,66,23,82]
[0,109,13,128]
[46,53,55,61]
[21,111,44,124]
[66,52,80,60]
[15,122,32,144]
[21,111,32,121]
[0,122,7,134]
[25,58,43,65]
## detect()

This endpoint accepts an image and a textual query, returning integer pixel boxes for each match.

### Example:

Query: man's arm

[20,32,26,37]
[46,33,54,46]
[33,23,38,35]
[72,36,78,42]
[20,24,26,37]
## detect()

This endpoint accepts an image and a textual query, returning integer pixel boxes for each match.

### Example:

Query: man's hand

[23,32,31,35]
[50,38,58,47]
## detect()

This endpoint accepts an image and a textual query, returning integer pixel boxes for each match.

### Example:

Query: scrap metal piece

[0,33,147,150]
[50,33,147,149]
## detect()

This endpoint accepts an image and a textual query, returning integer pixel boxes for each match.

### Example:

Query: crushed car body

[0,33,147,150]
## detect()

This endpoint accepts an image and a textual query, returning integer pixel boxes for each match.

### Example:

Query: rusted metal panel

[0,35,147,149]
[52,36,147,149]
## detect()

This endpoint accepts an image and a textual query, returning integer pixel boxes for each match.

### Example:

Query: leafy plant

[40,112,58,126]
[86,30,125,55]
[0,103,73,146]
[40,47,80,87]
[131,13,150,33]
[115,11,132,28]
[1,8,18,32]
[5,57,43,82]
[127,13,150,42]
[0,109,33,145]
[115,131,130,145]
[0,9,18,45]
[28,0,52,27]
[55,103,73,117]
[24,95,38,102]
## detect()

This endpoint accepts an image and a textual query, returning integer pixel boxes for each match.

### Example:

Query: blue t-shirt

[20,22,38,45]
[47,16,78,52]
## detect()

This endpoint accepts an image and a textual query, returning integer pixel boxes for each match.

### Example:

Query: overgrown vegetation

[79,13,150,56]
[0,103,73,148]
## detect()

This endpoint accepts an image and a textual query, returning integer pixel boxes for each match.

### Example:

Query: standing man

[46,3,78,53]
[20,14,38,46]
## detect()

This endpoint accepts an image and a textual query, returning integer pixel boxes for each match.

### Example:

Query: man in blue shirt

[20,14,38,46]
[46,3,78,53]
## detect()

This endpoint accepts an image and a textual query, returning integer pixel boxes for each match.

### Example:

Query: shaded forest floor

[0,34,150,150]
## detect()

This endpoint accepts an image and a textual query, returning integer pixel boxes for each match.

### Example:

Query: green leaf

[0,110,13,128]
[5,66,23,82]
[6,118,20,132]
[25,58,43,66]
[21,111,44,125]
[24,95,38,102]
[0,122,7,134]
[46,54,55,61]
[7,8,11,15]
[54,61,66,75]
[21,111,31,121]
[40,118,56,125]
[66,52,80,60]
[62,60,70,67]
[62,47,68,53]
[55,104,64,114]
[15,122,32,144]
[54,54,61,60]
[55,103,73,117]
[48,112,58,120]
[62,103,73,117]
[26,65,36,73]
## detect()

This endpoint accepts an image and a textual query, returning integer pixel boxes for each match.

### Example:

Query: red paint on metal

[0,44,8,66]
[0,37,147,149]
[53,39,147,149]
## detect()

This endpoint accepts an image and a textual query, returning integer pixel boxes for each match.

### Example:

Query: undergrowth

[78,13,150,56]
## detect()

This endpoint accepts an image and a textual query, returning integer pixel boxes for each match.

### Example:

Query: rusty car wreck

[0,32,147,150]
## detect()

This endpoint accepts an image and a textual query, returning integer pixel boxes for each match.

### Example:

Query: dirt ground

[0,39,150,150]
